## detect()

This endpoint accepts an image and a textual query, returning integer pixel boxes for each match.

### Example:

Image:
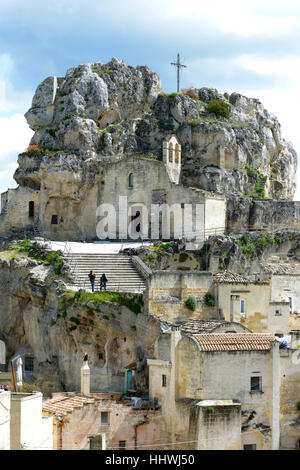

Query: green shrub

[185,296,197,311]
[258,234,275,247]
[236,240,256,258]
[189,119,199,127]
[206,100,230,119]
[70,317,80,325]
[297,402,300,411]
[203,292,216,307]
[46,129,56,138]
[54,260,63,274]
[254,182,265,198]
[179,252,188,262]
[62,290,144,315]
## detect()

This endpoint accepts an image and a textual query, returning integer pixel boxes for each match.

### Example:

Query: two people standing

[88,271,108,292]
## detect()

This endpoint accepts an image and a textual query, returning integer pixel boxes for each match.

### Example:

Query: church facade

[0,136,226,241]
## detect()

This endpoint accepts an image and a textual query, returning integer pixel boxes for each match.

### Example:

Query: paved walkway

[44,240,153,254]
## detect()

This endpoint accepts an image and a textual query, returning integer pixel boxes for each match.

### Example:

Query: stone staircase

[63,253,147,293]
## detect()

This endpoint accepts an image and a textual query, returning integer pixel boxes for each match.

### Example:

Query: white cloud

[0,113,33,197]
[0,113,33,162]
[236,55,300,78]
[0,53,32,115]
[167,0,298,37]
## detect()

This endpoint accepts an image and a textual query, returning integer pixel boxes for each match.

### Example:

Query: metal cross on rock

[171,53,187,93]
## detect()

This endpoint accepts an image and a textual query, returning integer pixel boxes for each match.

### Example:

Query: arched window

[175,144,180,164]
[129,173,134,188]
[169,143,173,163]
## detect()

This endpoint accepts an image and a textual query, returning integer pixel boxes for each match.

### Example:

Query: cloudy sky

[1,0,300,200]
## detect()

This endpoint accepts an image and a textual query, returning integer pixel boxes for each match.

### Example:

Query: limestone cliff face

[0,253,159,395]
[22,58,297,200]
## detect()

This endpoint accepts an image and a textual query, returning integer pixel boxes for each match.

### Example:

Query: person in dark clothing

[100,273,108,291]
[88,271,96,292]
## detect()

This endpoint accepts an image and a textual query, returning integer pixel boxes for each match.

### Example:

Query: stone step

[63,253,147,292]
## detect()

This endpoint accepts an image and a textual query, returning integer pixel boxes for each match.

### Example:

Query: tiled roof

[262,263,300,275]
[180,320,249,335]
[192,333,276,351]
[43,394,96,417]
[213,270,250,284]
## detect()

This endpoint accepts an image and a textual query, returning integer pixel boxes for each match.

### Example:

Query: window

[275,310,282,316]
[169,143,173,163]
[175,144,180,164]
[28,201,34,218]
[162,374,167,387]
[89,435,104,450]
[101,411,109,426]
[128,173,134,188]
[250,376,262,393]
[51,215,58,225]
[25,356,34,372]
[240,299,246,316]
[243,444,257,450]
[119,441,126,450]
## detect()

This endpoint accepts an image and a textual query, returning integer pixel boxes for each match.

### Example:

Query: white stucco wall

[0,391,10,450]
[271,275,300,314]
[10,392,53,450]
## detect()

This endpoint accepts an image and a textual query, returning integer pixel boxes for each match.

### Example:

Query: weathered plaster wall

[216,282,291,335]
[147,271,217,321]
[279,348,300,450]
[196,404,241,450]
[10,392,53,450]
[45,395,161,450]
[0,391,10,450]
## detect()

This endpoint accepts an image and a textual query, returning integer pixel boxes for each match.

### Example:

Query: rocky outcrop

[195,231,300,275]
[26,58,161,158]
[22,59,297,200]
[226,195,300,232]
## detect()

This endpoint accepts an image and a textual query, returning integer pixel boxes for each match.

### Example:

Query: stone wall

[46,395,161,450]
[216,282,291,335]
[147,271,218,321]
[279,348,300,450]
[195,403,241,450]
[0,253,161,395]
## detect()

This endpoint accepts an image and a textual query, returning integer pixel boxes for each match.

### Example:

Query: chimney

[81,353,90,394]
[230,295,240,322]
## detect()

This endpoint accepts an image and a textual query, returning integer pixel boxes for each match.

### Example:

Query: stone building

[0,390,10,450]
[0,136,226,242]
[213,270,293,336]
[42,392,161,450]
[0,390,53,450]
[148,329,280,450]
[260,262,300,316]
[145,268,298,335]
